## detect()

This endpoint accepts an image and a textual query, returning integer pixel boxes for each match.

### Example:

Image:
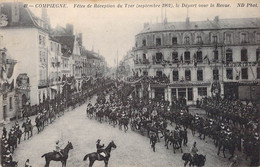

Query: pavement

[1,96,250,167]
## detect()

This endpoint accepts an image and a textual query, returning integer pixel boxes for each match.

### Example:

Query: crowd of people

[1,80,114,167]
[86,82,259,166]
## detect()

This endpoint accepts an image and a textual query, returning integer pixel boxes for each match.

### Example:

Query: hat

[56,140,59,144]
[96,139,101,143]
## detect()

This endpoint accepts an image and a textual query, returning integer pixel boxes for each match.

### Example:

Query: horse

[83,141,117,167]
[22,121,33,140]
[8,134,17,153]
[217,137,235,159]
[41,141,73,167]
[14,128,22,144]
[35,115,44,133]
[118,117,129,132]
[182,153,206,167]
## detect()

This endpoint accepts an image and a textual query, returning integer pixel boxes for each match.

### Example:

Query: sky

[28,0,260,67]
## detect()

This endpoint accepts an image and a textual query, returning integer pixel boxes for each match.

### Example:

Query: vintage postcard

[0,0,259,166]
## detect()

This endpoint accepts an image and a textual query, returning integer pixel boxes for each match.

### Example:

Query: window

[241,68,248,79]
[184,36,190,44]
[213,50,218,62]
[143,71,148,76]
[198,87,207,96]
[173,71,179,81]
[39,51,42,62]
[172,52,178,63]
[172,37,177,45]
[212,35,218,43]
[142,39,146,46]
[143,54,146,60]
[196,36,202,44]
[184,51,190,63]
[257,67,260,79]
[39,35,42,45]
[178,88,186,98]
[241,49,248,62]
[241,33,247,43]
[156,71,162,77]
[226,33,231,42]
[171,88,177,99]
[256,33,260,41]
[197,69,203,81]
[188,88,193,101]
[155,52,163,63]
[226,69,233,80]
[9,97,12,110]
[50,42,53,51]
[213,69,219,80]
[226,49,233,62]
[185,70,191,81]
[42,36,45,46]
[256,49,260,62]
[156,38,161,46]
[196,51,203,62]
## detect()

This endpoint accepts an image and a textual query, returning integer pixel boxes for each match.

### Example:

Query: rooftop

[139,17,260,34]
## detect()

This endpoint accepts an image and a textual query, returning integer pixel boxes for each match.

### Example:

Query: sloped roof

[82,50,100,60]
[139,18,260,34]
[54,36,75,57]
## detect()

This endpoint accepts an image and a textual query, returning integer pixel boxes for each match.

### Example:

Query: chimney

[144,22,149,28]
[11,3,20,23]
[214,16,219,22]
[78,33,83,47]
[66,24,74,35]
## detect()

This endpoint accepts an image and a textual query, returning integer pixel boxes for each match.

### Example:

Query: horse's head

[67,141,73,150]
[110,140,117,149]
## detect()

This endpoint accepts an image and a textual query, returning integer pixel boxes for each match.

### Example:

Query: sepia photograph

[0,0,259,166]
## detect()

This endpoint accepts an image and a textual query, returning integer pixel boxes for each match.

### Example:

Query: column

[167,86,172,105]
[164,87,168,101]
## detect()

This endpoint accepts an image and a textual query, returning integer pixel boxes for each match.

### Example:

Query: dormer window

[212,36,218,44]
[184,36,190,44]
[196,36,202,44]
[142,39,146,46]
[226,33,231,43]
[241,33,247,43]
[172,37,177,45]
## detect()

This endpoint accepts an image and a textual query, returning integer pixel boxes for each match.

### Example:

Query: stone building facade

[132,17,260,105]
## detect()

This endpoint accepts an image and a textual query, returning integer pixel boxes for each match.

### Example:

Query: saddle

[97,151,107,160]
[53,150,64,158]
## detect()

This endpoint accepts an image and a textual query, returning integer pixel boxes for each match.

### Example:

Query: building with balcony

[131,16,260,104]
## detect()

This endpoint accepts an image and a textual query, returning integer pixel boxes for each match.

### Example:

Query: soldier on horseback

[96,139,106,158]
[55,140,64,157]
[3,150,13,166]
[190,142,198,163]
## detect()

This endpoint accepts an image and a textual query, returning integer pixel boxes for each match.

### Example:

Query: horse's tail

[41,153,47,158]
[83,154,89,161]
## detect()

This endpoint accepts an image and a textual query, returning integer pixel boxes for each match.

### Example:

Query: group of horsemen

[87,83,259,165]
[1,118,32,166]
